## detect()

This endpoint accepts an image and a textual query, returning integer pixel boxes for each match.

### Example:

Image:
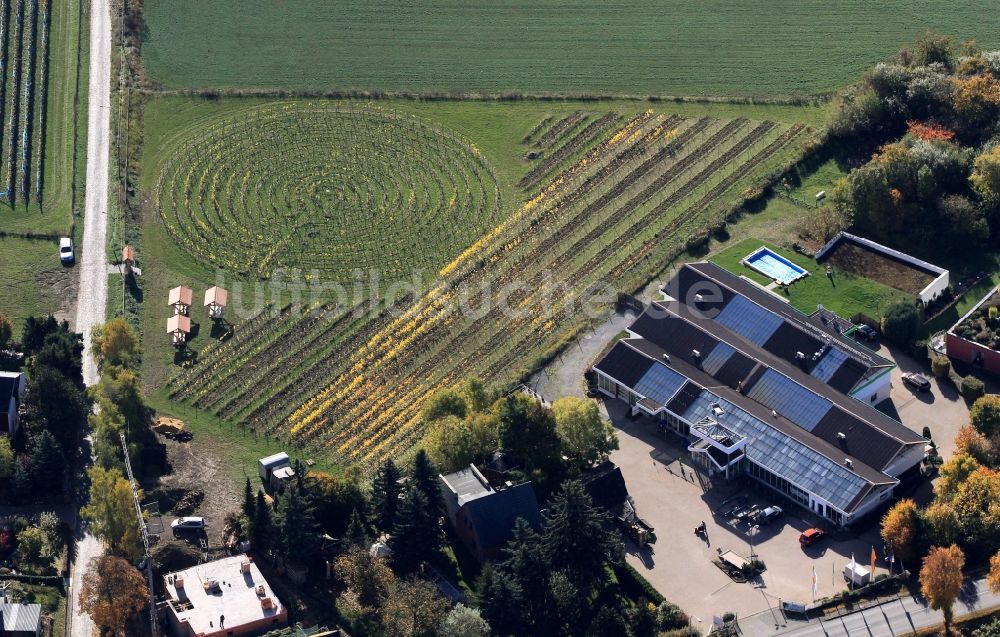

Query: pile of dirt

[148,487,204,515]
[152,541,201,576]
[152,417,185,435]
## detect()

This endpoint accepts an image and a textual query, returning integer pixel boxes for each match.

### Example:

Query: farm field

[142,0,1000,98]
[709,238,910,320]
[144,97,815,469]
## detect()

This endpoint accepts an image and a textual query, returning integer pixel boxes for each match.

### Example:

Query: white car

[59,237,74,264]
[171,517,205,533]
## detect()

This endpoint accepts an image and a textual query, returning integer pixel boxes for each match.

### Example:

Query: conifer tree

[371,458,402,533]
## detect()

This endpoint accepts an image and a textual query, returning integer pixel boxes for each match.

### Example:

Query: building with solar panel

[592,262,927,527]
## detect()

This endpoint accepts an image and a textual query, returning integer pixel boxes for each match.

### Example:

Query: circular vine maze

[156,103,501,283]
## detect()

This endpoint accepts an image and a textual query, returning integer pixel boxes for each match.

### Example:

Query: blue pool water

[742,247,808,285]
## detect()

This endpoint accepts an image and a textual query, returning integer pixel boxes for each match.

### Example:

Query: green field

[141,96,815,467]
[709,238,910,319]
[142,0,1000,97]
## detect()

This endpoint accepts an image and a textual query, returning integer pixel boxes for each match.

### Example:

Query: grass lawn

[0,236,76,332]
[142,0,1000,98]
[710,238,910,320]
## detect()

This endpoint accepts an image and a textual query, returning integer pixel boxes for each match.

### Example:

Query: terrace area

[946,285,1000,375]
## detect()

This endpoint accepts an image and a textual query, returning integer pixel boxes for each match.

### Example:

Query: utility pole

[120,432,158,637]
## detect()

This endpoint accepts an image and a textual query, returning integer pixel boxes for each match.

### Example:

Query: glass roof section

[677,389,868,510]
[633,362,687,406]
[701,342,736,375]
[811,347,849,383]
[746,368,832,431]
[714,295,784,346]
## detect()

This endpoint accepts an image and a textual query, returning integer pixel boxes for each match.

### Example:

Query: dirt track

[68,0,111,634]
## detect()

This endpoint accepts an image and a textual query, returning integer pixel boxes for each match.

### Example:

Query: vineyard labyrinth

[156,103,501,282]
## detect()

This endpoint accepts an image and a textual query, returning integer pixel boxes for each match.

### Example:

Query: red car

[799,528,826,546]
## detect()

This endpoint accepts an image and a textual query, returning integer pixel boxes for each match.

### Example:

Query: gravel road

[68,0,112,633]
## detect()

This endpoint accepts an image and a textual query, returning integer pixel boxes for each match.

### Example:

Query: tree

[22,363,88,450]
[881,499,922,562]
[924,502,960,546]
[35,327,84,388]
[463,377,494,414]
[91,318,140,371]
[421,388,468,423]
[342,508,371,552]
[390,485,442,573]
[19,315,58,354]
[955,425,995,465]
[586,605,629,637]
[914,30,954,69]
[335,547,395,616]
[497,517,548,630]
[409,449,444,517]
[881,302,921,347]
[423,414,496,473]
[971,146,1000,213]
[931,355,953,379]
[303,470,367,538]
[10,456,31,503]
[627,599,658,637]
[372,458,402,534]
[252,489,272,550]
[242,477,256,519]
[92,368,147,428]
[543,480,620,591]
[552,396,618,467]
[972,395,1000,438]
[15,526,50,572]
[962,376,987,401]
[29,430,64,494]
[937,454,981,500]
[79,555,149,637]
[988,549,1000,595]
[81,466,142,561]
[380,578,450,637]
[494,393,561,471]
[439,604,491,637]
[478,565,524,637]
[973,618,1000,637]
[0,437,14,480]
[274,483,319,560]
[950,467,1000,551]
[920,544,965,628]
[222,512,251,548]
[0,313,11,349]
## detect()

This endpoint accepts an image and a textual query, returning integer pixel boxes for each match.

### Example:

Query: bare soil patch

[825,240,934,295]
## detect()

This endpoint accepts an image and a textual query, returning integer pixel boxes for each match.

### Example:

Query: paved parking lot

[607,401,895,632]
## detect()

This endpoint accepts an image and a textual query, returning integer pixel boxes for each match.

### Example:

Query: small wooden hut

[204,286,228,319]
[167,314,191,346]
[168,286,193,315]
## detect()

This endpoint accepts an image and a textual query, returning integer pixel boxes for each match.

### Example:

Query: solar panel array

[679,390,868,510]
[701,342,736,375]
[634,363,688,406]
[746,369,832,431]
[715,295,784,346]
[811,347,850,383]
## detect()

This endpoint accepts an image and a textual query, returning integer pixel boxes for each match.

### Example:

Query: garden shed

[259,452,291,483]
[204,286,229,319]
[167,314,191,346]
[168,286,193,315]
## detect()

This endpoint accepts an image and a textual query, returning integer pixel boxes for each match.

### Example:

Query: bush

[615,563,665,606]
[961,376,986,401]
[656,601,689,631]
[931,355,951,378]
[881,302,921,347]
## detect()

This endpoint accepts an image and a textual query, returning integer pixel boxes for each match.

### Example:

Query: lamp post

[747,524,759,559]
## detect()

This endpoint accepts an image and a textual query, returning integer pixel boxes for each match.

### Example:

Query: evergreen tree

[22,365,88,451]
[410,449,444,517]
[498,517,549,629]
[275,484,320,560]
[35,328,85,388]
[20,315,59,354]
[341,508,371,552]
[478,565,524,637]
[371,458,402,533]
[389,485,442,573]
[586,605,629,637]
[252,489,272,550]
[11,456,31,504]
[29,431,64,494]
[543,480,620,591]
[242,478,256,519]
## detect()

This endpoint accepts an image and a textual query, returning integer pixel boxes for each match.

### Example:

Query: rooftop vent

[771,410,777,418]
[837,432,847,441]
[844,458,853,469]
[175,576,184,589]
[712,406,725,417]
[694,293,704,302]
[795,351,805,360]
[691,349,701,360]
[663,354,671,363]
[241,559,252,574]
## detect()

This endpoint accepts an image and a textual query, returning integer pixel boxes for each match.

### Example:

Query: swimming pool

[742,246,808,285]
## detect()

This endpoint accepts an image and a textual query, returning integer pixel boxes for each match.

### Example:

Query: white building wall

[850,369,892,406]
[919,271,950,305]
[882,443,927,479]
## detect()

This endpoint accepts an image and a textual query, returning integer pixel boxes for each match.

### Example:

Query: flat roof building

[163,555,287,637]
[592,262,926,526]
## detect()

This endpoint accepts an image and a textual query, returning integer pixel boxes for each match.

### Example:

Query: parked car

[799,527,826,546]
[171,517,205,533]
[59,237,74,264]
[754,506,783,524]
[855,324,877,340]
[901,372,931,392]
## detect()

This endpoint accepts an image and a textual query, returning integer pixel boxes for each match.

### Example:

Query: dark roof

[581,464,629,514]
[463,483,541,552]
[593,339,655,386]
